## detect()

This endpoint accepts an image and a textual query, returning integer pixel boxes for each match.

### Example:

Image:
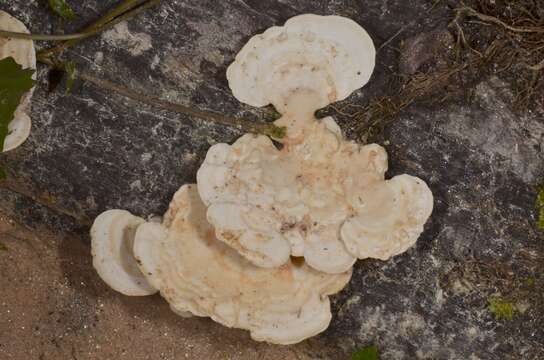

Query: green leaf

[0,57,35,150]
[48,0,76,20]
[65,62,77,94]
[352,345,380,360]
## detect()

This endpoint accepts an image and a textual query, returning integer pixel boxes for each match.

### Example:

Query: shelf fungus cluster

[91,14,433,344]
[0,10,36,152]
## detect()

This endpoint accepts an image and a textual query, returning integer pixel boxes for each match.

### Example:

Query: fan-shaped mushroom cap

[197,117,393,273]
[0,10,36,152]
[133,184,351,344]
[227,14,375,114]
[90,210,157,296]
[341,174,434,260]
[198,14,433,273]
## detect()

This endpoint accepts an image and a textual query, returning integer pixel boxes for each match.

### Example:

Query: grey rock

[0,1,542,359]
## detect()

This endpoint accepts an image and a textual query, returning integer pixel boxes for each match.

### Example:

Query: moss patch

[488,297,515,320]
[352,345,380,360]
[264,124,287,139]
[536,186,544,230]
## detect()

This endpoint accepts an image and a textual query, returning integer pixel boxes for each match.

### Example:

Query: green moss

[352,345,379,360]
[536,186,544,230]
[0,242,7,251]
[264,124,287,139]
[488,297,515,320]
[266,108,282,121]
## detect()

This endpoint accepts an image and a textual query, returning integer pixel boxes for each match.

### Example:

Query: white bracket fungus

[90,210,157,296]
[0,10,36,152]
[90,13,434,344]
[133,185,351,344]
[197,14,434,273]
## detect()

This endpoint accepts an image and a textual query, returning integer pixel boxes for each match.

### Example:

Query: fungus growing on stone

[197,14,433,273]
[90,13,434,344]
[134,185,351,344]
[90,209,157,296]
[0,10,36,152]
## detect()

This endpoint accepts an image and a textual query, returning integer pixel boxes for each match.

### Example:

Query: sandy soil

[0,213,318,360]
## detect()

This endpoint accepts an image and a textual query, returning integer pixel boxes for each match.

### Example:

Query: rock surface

[0,1,543,359]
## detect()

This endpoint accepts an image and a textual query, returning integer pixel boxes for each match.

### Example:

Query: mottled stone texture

[0,1,542,359]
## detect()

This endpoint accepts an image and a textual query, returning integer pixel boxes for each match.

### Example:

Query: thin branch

[38,57,285,137]
[377,25,407,52]
[0,31,86,41]
[77,72,284,136]
[0,1,161,45]
[38,0,160,57]
[0,181,92,227]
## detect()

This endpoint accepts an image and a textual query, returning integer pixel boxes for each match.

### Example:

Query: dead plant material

[457,0,544,110]
[332,62,471,142]
[325,0,543,142]
[439,250,544,317]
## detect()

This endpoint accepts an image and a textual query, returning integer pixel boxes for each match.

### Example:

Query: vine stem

[0,1,160,44]
[38,0,160,57]
[0,0,160,42]
[0,31,85,41]
[37,57,285,137]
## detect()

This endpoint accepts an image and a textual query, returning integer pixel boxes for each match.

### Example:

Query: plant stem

[38,0,160,57]
[0,30,86,41]
[31,0,283,137]
[38,57,285,137]
[77,72,284,136]
[0,180,92,227]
